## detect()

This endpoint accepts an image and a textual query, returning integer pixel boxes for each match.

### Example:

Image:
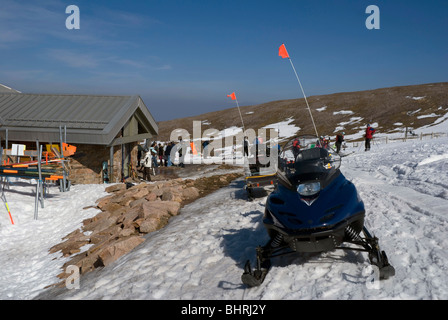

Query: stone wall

[68,144,109,184]
[68,142,139,184]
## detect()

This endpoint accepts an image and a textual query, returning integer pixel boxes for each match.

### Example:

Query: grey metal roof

[0,93,158,145]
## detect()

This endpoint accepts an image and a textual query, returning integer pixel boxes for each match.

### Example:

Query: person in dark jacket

[243,137,249,157]
[165,142,173,166]
[158,143,165,166]
[365,124,376,151]
[335,132,344,153]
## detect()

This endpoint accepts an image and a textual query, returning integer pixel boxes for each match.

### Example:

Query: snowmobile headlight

[297,182,321,196]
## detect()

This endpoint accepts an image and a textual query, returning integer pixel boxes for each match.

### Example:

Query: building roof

[0,93,158,146]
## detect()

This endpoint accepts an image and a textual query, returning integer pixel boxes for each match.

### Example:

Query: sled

[244,154,277,200]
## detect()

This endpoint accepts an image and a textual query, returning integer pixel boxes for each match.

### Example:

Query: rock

[145,192,157,201]
[119,227,136,237]
[142,200,181,217]
[105,184,126,193]
[117,206,142,229]
[161,190,174,201]
[99,201,124,213]
[83,216,118,233]
[182,187,200,200]
[137,218,159,234]
[49,238,89,256]
[95,194,113,207]
[128,187,149,199]
[129,197,148,208]
[110,193,134,206]
[97,236,145,267]
[49,229,90,256]
[152,188,164,197]
[49,169,245,287]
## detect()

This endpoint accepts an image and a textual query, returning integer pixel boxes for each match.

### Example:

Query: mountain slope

[156,82,448,141]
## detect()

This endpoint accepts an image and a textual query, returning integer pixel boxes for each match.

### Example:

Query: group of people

[335,124,376,153]
[136,124,377,180]
[138,141,178,181]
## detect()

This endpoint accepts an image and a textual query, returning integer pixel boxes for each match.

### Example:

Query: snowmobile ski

[241,246,272,287]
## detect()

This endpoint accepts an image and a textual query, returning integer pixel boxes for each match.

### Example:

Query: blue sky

[1,0,447,121]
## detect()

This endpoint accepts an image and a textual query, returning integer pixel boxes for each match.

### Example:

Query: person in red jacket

[365,124,376,151]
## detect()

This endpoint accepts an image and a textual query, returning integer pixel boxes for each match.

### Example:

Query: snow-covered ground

[1,133,447,300]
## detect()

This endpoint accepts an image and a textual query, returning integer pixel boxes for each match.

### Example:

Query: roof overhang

[0,94,158,146]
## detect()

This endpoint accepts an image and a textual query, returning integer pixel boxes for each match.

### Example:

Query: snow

[417,113,439,119]
[1,134,448,300]
[1,111,448,300]
[333,110,354,115]
[262,117,300,139]
[334,117,363,133]
[419,111,448,134]
[0,183,109,299]
[406,96,426,100]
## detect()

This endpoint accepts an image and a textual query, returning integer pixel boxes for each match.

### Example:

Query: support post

[34,140,44,220]
[59,125,67,192]
[109,146,114,183]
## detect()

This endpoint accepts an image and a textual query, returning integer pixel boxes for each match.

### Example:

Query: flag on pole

[278,43,319,137]
[227,92,236,100]
[226,91,245,132]
[278,43,290,59]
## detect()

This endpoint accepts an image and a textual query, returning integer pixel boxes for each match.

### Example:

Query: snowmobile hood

[266,172,365,231]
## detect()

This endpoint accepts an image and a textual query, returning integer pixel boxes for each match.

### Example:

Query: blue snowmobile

[242,135,395,287]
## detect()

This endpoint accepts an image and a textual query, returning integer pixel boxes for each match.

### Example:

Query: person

[202,140,210,158]
[141,149,152,181]
[137,145,143,167]
[335,132,344,153]
[292,137,301,158]
[320,136,330,149]
[149,142,158,168]
[178,138,185,168]
[365,124,376,151]
[158,143,165,166]
[165,141,173,166]
[243,136,249,157]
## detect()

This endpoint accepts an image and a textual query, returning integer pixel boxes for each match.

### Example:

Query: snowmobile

[242,135,395,287]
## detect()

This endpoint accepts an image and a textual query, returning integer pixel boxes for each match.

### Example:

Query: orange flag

[279,43,290,59]
[227,92,236,100]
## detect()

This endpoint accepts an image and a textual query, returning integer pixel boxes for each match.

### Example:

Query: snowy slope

[1,137,448,300]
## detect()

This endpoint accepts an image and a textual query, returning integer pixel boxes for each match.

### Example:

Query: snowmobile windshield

[277,135,341,187]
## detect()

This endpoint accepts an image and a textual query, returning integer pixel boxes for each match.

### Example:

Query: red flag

[278,43,290,59]
[227,92,236,100]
